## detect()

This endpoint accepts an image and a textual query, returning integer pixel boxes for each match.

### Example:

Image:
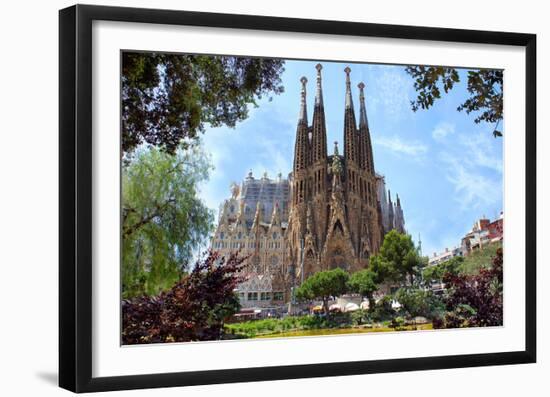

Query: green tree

[370,230,425,286]
[295,268,349,315]
[122,144,214,298]
[395,287,439,325]
[348,269,378,311]
[422,256,463,285]
[122,52,285,155]
[405,66,503,137]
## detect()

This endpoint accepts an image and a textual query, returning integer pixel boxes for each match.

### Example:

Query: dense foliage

[122,145,214,298]
[435,248,503,328]
[295,268,349,315]
[405,66,503,137]
[348,268,378,310]
[369,230,426,286]
[422,256,463,285]
[122,251,246,344]
[226,313,354,338]
[395,287,444,322]
[122,52,285,154]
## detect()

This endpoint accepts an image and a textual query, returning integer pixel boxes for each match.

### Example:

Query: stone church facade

[210,173,290,308]
[210,64,405,307]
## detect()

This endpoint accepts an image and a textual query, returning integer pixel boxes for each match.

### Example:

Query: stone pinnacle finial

[358,82,365,98]
[332,141,343,177]
[315,64,324,106]
[344,67,353,109]
[299,76,308,123]
[358,82,368,127]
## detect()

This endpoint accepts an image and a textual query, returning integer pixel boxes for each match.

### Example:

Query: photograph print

[120,52,504,345]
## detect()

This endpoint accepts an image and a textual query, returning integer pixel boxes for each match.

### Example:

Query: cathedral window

[247,292,258,301]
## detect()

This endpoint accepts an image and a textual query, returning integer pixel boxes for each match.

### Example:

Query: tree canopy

[422,256,463,285]
[296,268,349,315]
[395,287,442,321]
[348,268,378,310]
[122,145,214,298]
[370,230,425,286]
[122,52,285,154]
[405,66,503,137]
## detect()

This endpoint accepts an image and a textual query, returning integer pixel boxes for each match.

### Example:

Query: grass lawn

[460,241,502,275]
[224,315,433,339]
[255,323,433,338]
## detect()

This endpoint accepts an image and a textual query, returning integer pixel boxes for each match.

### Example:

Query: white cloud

[432,122,455,141]
[458,131,503,173]
[366,66,414,122]
[374,135,428,157]
[440,154,502,210]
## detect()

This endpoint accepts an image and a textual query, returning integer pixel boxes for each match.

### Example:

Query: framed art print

[59,4,536,393]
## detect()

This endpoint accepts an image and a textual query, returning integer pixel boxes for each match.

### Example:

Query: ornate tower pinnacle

[343,67,358,166]
[358,81,374,173]
[332,141,343,175]
[358,82,368,127]
[294,76,310,173]
[311,64,328,165]
[299,76,308,124]
[271,202,281,226]
[252,201,262,230]
[315,63,324,106]
[344,67,353,109]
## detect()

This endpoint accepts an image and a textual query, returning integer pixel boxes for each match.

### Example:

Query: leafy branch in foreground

[122,52,285,155]
[406,66,503,137]
[122,250,247,344]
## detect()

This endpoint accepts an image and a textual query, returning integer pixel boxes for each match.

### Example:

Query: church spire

[332,141,344,189]
[270,202,281,226]
[315,63,324,106]
[299,76,308,124]
[345,67,353,110]
[343,67,358,166]
[236,199,246,225]
[252,201,262,230]
[388,189,395,230]
[358,82,368,128]
[311,64,328,165]
[293,77,310,173]
[358,82,374,173]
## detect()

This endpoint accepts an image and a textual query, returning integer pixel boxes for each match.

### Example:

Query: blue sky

[198,60,503,257]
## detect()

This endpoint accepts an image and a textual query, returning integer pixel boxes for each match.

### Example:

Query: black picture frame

[59,4,537,393]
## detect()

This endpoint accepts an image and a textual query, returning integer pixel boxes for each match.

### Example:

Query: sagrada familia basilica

[210,64,405,307]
